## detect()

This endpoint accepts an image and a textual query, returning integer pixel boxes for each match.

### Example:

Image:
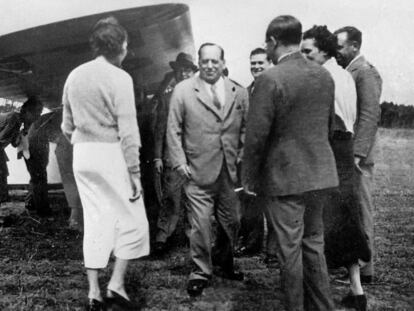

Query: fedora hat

[169,52,198,71]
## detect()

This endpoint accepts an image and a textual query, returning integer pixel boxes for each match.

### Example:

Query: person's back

[242,16,337,311]
[63,57,137,145]
[251,52,337,196]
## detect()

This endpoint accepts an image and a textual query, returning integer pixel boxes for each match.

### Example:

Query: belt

[332,131,352,140]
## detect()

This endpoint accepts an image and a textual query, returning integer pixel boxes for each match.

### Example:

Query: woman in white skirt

[61,17,149,311]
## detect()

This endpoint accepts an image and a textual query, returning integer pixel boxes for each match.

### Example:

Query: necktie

[211,84,221,110]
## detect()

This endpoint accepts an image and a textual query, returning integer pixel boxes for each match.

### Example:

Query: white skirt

[73,142,149,269]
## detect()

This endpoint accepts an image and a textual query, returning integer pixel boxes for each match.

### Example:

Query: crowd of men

[0,13,382,311]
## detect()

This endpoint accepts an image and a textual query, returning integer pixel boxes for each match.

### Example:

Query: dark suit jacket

[347,56,382,165]
[153,72,177,164]
[242,52,339,196]
[167,76,249,186]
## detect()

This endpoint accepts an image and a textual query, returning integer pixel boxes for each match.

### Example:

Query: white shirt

[202,77,225,108]
[323,57,357,133]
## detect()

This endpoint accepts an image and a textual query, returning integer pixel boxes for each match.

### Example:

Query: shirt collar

[201,76,224,90]
[323,57,338,69]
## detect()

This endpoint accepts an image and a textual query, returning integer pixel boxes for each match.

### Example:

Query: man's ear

[351,40,360,51]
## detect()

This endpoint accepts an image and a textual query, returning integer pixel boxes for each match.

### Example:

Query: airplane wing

[0,3,195,107]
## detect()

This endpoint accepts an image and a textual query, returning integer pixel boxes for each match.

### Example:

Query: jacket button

[216,119,220,122]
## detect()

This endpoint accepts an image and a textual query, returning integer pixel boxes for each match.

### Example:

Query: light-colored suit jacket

[347,55,382,165]
[167,76,249,186]
[242,52,338,196]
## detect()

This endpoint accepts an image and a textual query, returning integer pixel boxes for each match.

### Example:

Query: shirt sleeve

[115,74,141,173]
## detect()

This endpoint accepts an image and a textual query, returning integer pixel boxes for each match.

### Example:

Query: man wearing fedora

[152,52,198,255]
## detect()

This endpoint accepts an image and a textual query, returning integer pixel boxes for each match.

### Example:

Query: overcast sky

[1,0,413,105]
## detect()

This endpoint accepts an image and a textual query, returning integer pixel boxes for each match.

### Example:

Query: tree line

[380,102,414,128]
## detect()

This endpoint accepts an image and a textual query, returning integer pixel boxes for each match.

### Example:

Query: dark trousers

[185,164,241,280]
[25,158,49,214]
[0,149,9,202]
[156,166,186,243]
[239,195,277,256]
[264,191,334,311]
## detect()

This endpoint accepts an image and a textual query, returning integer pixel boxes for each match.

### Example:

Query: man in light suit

[167,43,248,297]
[242,16,337,310]
[334,26,382,284]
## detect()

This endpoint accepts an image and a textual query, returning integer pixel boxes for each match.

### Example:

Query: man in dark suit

[167,43,248,296]
[0,97,43,203]
[152,52,197,255]
[334,26,382,284]
[242,16,338,310]
[237,47,277,262]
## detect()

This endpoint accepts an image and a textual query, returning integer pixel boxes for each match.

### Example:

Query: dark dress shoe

[264,255,279,268]
[214,268,245,281]
[234,245,260,257]
[341,293,367,311]
[152,241,167,256]
[360,275,372,284]
[187,279,208,297]
[106,290,134,310]
[85,299,106,311]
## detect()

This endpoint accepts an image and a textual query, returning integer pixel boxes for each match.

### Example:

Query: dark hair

[89,16,128,59]
[21,96,42,113]
[334,26,362,47]
[250,47,266,58]
[266,15,302,45]
[303,25,337,58]
[198,43,225,60]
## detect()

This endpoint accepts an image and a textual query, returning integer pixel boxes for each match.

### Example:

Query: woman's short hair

[89,16,128,59]
[303,25,337,58]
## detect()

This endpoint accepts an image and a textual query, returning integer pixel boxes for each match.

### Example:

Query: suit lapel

[194,76,222,119]
[223,78,236,120]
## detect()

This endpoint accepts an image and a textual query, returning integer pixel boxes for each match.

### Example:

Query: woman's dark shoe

[85,298,106,311]
[106,289,134,310]
[341,293,367,311]
[187,279,209,297]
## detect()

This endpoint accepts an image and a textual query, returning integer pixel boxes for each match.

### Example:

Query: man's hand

[177,164,192,179]
[243,183,257,196]
[354,156,363,174]
[129,172,142,202]
[154,159,163,174]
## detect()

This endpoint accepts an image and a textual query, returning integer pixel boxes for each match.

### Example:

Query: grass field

[0,128,413,311]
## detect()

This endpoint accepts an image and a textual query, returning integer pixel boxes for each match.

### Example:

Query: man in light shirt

[167,43,249,297]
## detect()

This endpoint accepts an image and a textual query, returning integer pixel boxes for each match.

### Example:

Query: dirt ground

[0,128,413,311]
